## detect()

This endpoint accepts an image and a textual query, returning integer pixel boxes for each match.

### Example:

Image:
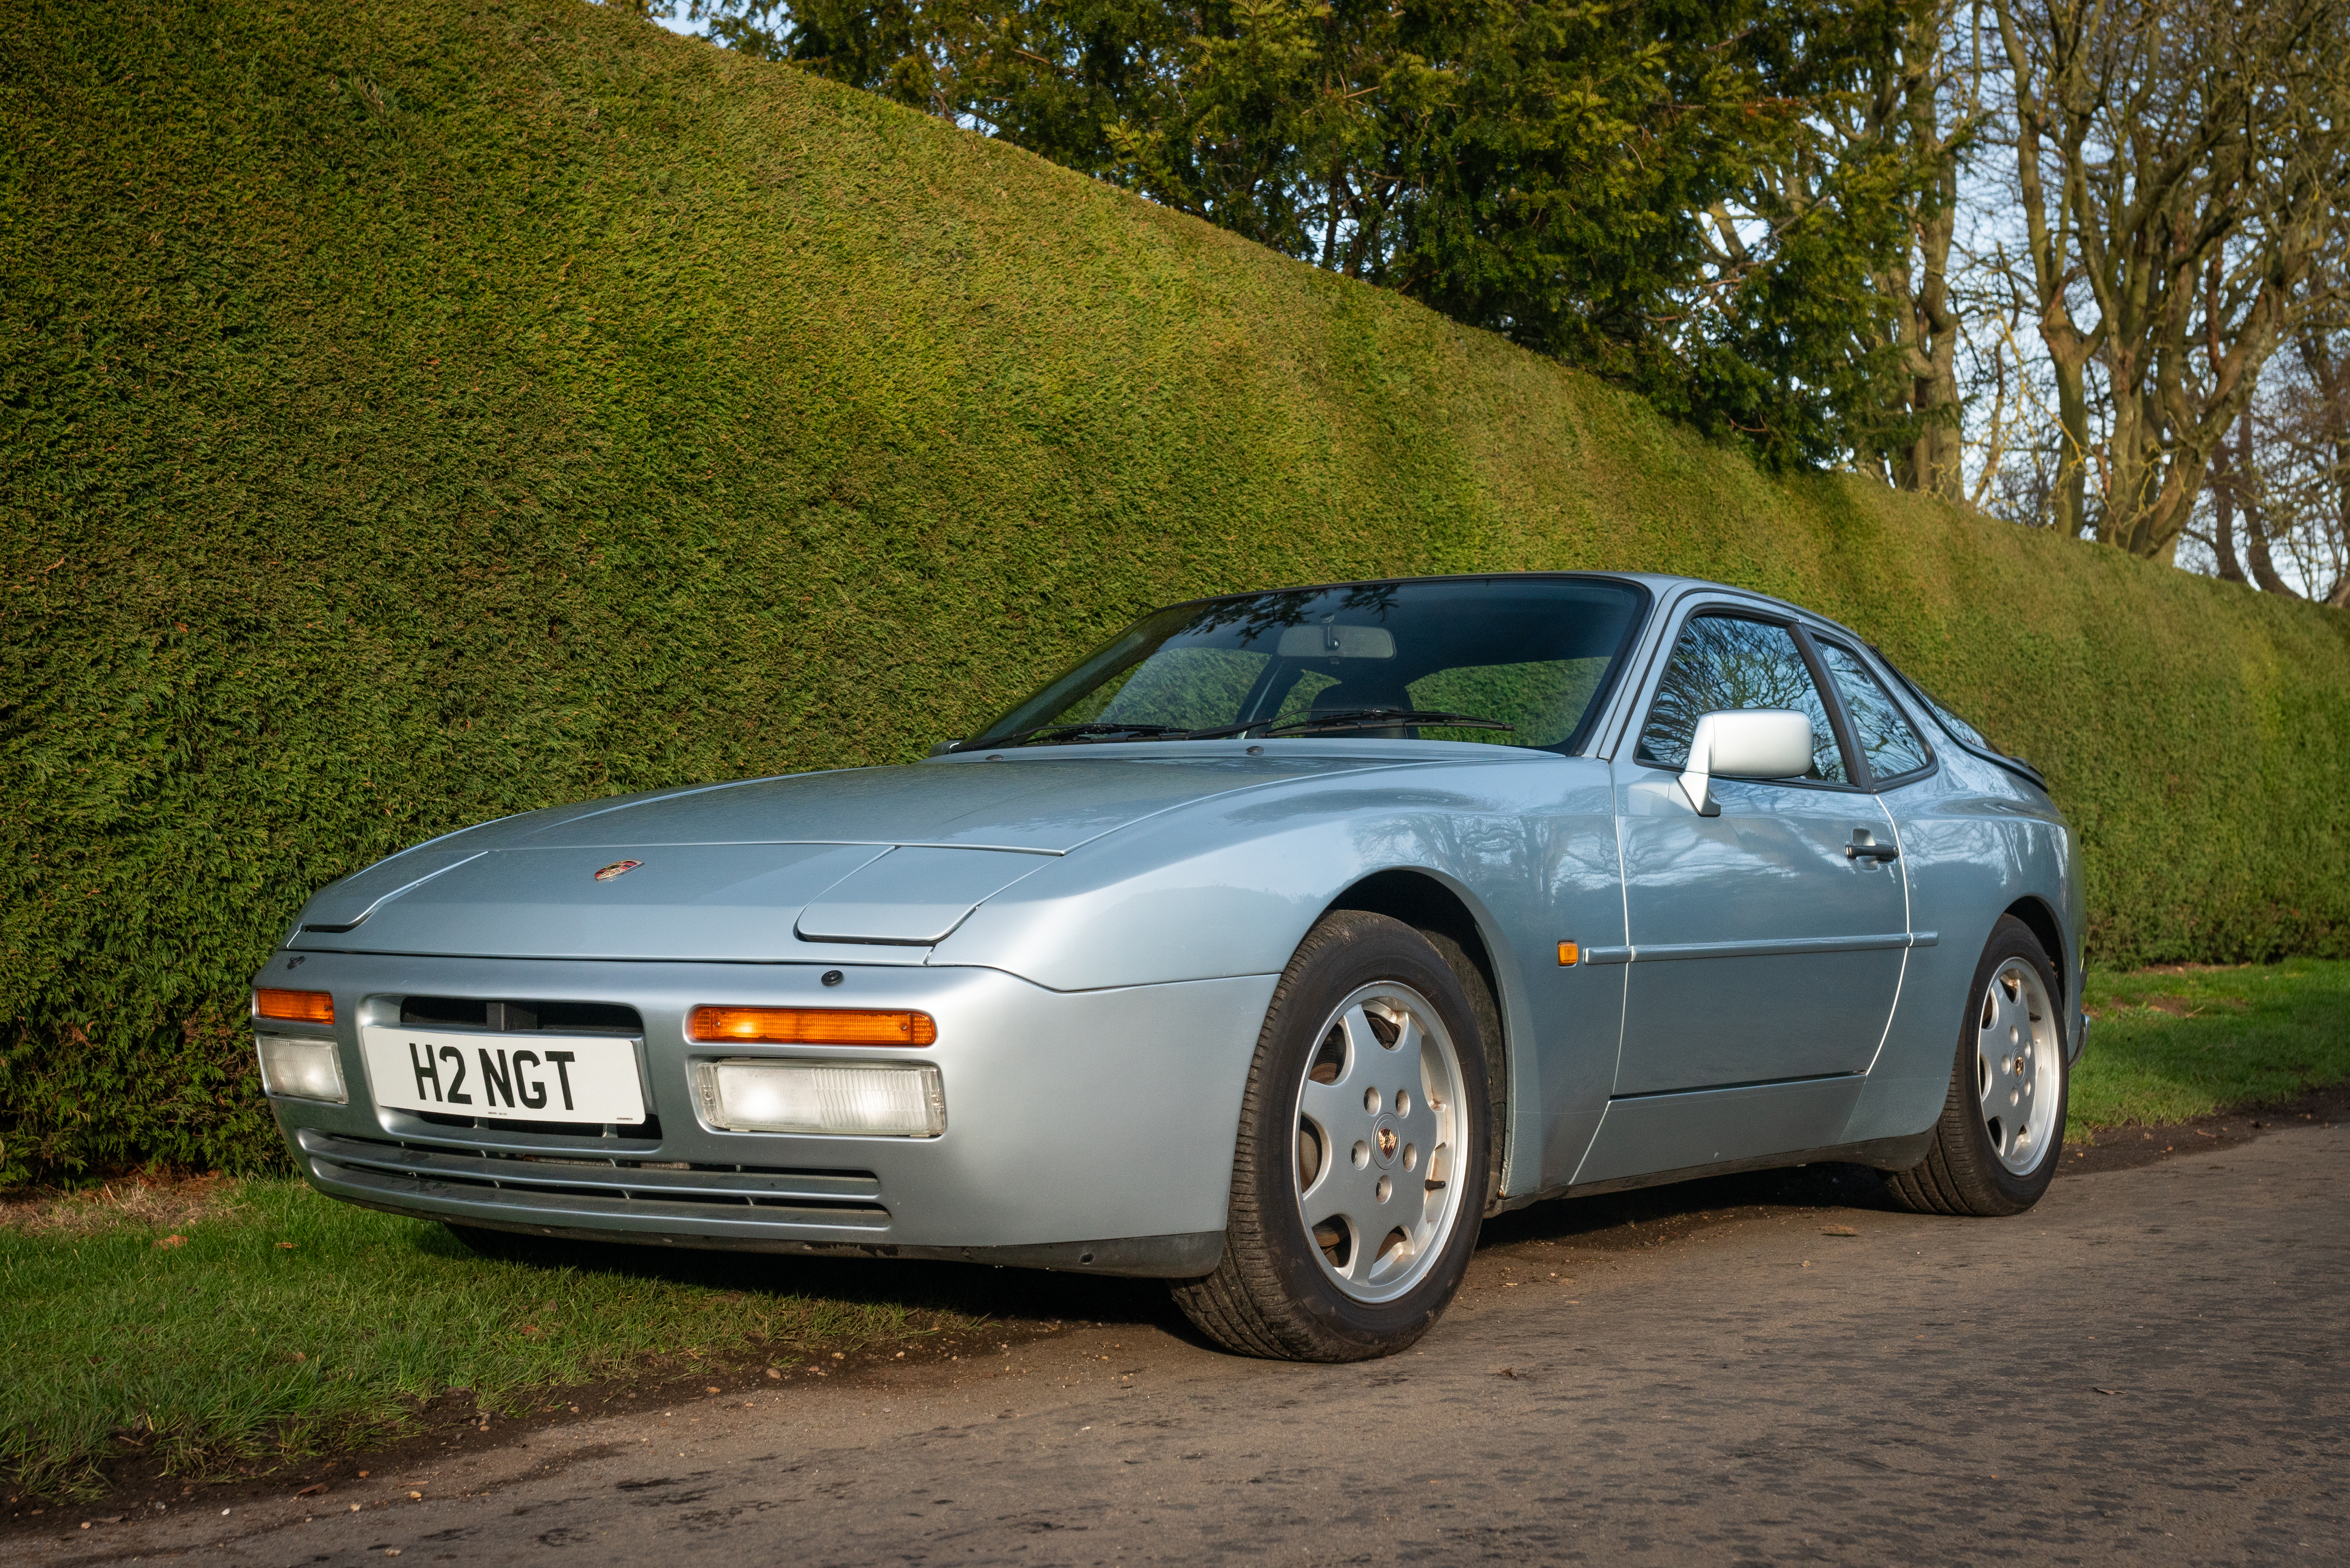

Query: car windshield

[966,577,1649,752]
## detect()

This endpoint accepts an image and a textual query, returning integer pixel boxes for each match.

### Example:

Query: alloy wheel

[1976,957,2059,1175]
[1291,982,1470,1304]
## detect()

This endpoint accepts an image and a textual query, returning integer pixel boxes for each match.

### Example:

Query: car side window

[1635,615,1848,783]
[1816,642,1932,782]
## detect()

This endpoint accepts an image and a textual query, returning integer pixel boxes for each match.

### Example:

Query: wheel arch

[2001,894,2068,1009]
[1322,868,1517,1212]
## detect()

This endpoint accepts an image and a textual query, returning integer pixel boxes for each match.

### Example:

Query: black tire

[1885,914,2068,1216]
[1170,911,1493,1361]
[1420,926,1509,1217]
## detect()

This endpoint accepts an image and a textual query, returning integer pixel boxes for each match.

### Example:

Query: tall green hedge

[3,0,2345,1183]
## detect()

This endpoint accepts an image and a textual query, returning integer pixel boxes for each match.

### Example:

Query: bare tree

[1988,0,2350,561]
[2231,323,2350,603]
[1951,230,2070,523]
[2202,405,2252,584]
[1839,0,1982,499]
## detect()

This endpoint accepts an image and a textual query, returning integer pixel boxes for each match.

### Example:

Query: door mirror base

[1678,770,1721,817]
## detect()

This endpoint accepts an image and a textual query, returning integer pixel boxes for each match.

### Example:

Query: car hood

[287,752,1412,960]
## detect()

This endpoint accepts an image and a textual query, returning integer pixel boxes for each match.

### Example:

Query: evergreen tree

[690,0,1948,470]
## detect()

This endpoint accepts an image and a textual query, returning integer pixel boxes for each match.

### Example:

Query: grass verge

[0,1182,973,1500]
[2070,957,2350,1132]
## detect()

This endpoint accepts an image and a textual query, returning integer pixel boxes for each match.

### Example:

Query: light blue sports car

[253,573,2082,1360]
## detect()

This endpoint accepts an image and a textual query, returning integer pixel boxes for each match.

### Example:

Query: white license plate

[359,1026,646,1125]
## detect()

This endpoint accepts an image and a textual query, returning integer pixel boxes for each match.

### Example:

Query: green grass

[0,1183,968,1500]
[2069,958,2350,1132]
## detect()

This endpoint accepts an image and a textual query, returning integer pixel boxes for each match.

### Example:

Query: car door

[1610,610,1910,1097]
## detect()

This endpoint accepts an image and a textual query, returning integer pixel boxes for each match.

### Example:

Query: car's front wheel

[1885,914,2069,1215]
[1171,911,1490,1361]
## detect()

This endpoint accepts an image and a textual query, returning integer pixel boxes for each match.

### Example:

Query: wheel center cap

[1373,1117,1400,1167]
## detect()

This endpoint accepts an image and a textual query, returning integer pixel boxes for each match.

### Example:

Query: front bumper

[256,950,1275,1277]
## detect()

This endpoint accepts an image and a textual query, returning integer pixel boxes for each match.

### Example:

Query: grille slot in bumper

[297,1130,889,1227]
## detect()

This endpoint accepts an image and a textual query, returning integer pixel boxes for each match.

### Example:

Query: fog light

[257,1034,348,1104]
[694,1060,944,1138]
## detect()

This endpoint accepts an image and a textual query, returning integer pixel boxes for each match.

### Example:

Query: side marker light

[1557,941,1579,967]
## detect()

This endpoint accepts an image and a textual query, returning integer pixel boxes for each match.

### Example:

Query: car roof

[1158,571,1831,630]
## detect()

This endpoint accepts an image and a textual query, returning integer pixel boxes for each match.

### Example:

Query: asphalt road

[23,1122,2346,1567]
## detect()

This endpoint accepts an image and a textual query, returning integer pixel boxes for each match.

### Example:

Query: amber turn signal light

[253,988,335,1024]
[687,1007,938,1046]
[1557,941,1579,966]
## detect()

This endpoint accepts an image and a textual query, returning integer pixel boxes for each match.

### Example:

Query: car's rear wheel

[1171,911,1490,1361]
[1885,914,2068,1216]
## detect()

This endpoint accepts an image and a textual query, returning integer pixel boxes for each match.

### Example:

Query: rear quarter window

[1816,642,1933,781]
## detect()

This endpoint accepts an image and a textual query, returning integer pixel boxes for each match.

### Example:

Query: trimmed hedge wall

[3,0,2346,1182]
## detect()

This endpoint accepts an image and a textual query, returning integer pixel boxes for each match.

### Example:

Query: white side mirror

[1678,709,1816,816]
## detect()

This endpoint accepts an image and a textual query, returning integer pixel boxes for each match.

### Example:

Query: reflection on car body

[253,573,2083,1362]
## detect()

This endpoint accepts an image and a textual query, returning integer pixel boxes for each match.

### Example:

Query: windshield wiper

[958,721,1187,751]
[1178,707,1513,741]
[1266,707,1513,737]
[964,709,1513,750]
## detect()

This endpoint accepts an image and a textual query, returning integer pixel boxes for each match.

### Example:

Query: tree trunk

[2245,510,2303,598]
[1892,195,1965,500]
[1885,6,1966,503]
[2052,349,2092,536]
[2209,433,2249,583]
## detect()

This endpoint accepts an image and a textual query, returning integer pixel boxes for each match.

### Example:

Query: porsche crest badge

[593,860,644,882]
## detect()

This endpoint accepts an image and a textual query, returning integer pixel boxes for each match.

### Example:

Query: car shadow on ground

[1480,1160,1904,1253]
[407,1083,2332,1358]
[412,1219,1188,1334]
[414,1159,1916,1348]
[401,1078,2350,1340]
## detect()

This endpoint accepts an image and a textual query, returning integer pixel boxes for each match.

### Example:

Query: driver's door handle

[1846,837,1900,862]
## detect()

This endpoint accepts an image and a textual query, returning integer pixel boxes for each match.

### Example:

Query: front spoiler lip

[294,1124,1228,1277]
[336,1187,1225,1278]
